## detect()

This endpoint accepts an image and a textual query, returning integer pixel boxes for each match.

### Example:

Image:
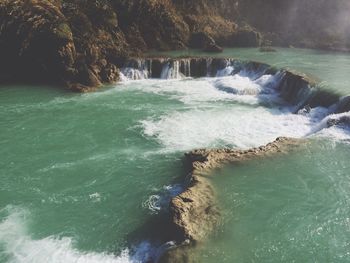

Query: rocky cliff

[0,0,349,90]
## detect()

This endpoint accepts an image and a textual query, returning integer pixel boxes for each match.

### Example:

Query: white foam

[216,66,234,77]
[316,126,350,142]
[143,184,183,214]
[0,208,154,263]
[89,192,102,203]
[118,68,287,108]
[120,68,149,81]
[307,111,350,141]
[141,106,315,152]
[116,78,266,106]
[143,195,161,213]
[213,75,264,95]
[160,61,184,79]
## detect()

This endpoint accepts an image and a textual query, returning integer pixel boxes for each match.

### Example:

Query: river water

[0,48,349,262]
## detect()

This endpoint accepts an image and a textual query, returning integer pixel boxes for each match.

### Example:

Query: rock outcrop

[0,0,263,90]
[0,0,127,91]
[159,137,303,262]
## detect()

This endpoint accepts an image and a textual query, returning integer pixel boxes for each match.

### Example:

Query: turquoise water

[202,140,350,262]
[0,84,187,262]
[1,48,350,262]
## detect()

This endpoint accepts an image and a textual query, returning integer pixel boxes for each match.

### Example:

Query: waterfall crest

[120,57,349,117]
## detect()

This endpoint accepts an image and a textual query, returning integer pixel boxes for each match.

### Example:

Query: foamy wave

[141,107,315,151]
[216,66,235,77]
[143,184,183,214]
[213,75,263,95]
[307,111,350,141]
[117,69,286,108]
[116,78,268,106]
[0,207,155,263]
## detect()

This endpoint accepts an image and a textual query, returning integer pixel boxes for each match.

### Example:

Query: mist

[238,0,350,48]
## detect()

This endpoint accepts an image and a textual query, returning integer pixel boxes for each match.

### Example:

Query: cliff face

[0,0,126,90]
[0,0,349,90]
[0,0,76,84]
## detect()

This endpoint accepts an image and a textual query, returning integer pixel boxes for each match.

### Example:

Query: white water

[142,184,183,214]
[141,107,316,151]
[308,111,350,141]
[160,61,184,79]
[120,68,149,81]
[117,72,286,106]
[0,207,158,263]
[117,64,350,152]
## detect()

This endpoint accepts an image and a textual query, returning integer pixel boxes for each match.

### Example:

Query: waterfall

[180,59,191,77]
[119,57,348,117]
[206,58,213,77]
[160,61,184,79]
[216,61,235,77]
[121,59,150,80]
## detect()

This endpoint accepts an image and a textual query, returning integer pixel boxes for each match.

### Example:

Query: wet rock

[327,116,350,128]
[335,96,350,114]
[306,89,340,108]
[189,58,208,78]
[150,59,165,79]
[277,71,313,105]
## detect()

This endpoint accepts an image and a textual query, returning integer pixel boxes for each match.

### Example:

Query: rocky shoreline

[158,137,303,262]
